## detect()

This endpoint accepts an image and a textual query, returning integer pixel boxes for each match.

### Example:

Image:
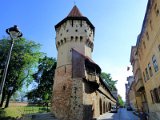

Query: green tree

[26,56,56,104]
[118,94,124,107]
[100,72,117,91]
[0,38,43,108]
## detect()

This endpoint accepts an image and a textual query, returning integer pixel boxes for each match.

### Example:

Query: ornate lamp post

[0,25,22,96]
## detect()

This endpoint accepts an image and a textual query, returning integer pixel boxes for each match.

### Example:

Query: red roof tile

[68,5,83,17]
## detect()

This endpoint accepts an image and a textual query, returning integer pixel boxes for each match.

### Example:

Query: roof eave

[55,16,95,34]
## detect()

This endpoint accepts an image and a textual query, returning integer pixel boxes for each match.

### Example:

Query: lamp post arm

[0,38,14,95]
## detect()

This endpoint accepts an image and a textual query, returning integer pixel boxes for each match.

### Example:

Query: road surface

[98,108,139,120]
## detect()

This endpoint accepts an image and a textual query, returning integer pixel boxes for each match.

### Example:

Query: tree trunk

[0,89,6,107]
[4,91,11,108]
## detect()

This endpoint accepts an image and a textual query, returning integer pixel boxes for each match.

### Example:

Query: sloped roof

[72,48,101,73]
[68,5,83,17]
[55,6,95,33]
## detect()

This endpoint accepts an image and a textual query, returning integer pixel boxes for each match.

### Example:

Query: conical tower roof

[68,5,83,17]
[55,5,94,33]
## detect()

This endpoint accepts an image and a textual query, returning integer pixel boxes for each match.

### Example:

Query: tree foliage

[118,94,124,107]
[100,72,117,91]
[26,56,56,103]
[0,38,43,108]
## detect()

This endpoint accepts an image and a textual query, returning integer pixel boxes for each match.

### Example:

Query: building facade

[130,46,149,113]
[130,0,160,119]
[51,6,116,120]
[125,76,135,108]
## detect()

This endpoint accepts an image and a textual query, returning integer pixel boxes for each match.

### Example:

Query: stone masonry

[51,5,117,120]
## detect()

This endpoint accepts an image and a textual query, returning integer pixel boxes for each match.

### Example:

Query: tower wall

[52,19,94,120]
[55,20,94,67]
[51,5,99,119]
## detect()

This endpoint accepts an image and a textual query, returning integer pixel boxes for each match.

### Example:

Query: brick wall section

[51,65,73,120]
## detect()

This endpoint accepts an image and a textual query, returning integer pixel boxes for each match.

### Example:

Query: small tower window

[64,38,66,43]
[63,86,66,91]
[61,40,63,45]
[80,36,83,42]
[71,36,74,41]
[86,39,88,44]
[84,29,87,32]
[66,29,69,32]
[157,9,159,16]
[80,20,82,27]
[60,33,62,36]
[58,41,60,46]
[75,29,78,32]
[72,20,74,27]
[91,43,93,48]
[75,36,78,42]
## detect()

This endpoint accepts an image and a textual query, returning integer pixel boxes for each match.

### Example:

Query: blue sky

[0,0,148,100]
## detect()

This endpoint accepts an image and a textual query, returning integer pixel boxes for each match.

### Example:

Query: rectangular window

[148,63,153,77]
[145,68,149,80]
[152,55,159,72]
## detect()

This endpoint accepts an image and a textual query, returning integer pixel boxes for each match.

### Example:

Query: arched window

[99,98,102,115]
[152,55,159,72]
[103,102,105,113]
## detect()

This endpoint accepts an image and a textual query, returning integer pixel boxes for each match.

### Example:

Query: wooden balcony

[85,71,99,89]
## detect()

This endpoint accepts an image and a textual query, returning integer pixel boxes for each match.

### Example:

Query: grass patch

[0,102,50,119]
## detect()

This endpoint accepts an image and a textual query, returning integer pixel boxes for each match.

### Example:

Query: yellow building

[135,0,160,119]
[130,46,149,113]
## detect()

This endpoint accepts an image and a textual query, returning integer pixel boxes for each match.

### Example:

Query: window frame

[152,55,159,72]
[148,63,153,77]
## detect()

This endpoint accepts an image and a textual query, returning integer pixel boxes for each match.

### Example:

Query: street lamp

[0,25,23,96]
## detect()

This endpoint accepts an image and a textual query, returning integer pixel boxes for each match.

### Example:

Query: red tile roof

[68,5,83,17]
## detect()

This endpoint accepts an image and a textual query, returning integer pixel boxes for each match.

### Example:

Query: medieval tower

[52,5,116,120]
